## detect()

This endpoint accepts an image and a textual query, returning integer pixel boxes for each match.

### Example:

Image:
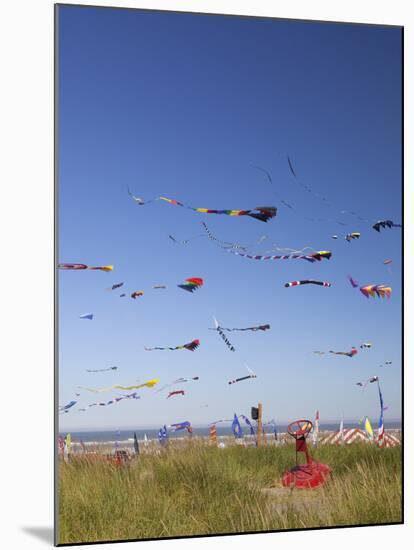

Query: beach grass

[58,441,402,544]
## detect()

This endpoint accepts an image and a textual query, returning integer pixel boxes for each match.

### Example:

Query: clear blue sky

[57,6,402,432]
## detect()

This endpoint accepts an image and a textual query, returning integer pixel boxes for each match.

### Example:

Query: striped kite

[167,390,185,399]
[58,263,113,272]
[372,220,402,232]
[145,339,200,352]
[231,250,332,263]
[284,280,331,288]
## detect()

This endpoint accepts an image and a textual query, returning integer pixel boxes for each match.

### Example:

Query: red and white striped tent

[381,433,401,448]
[321,428,368,445]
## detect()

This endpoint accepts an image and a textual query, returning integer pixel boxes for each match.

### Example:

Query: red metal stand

[282,419,331,489]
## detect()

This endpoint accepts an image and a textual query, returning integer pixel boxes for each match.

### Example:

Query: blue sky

[57,6,402,431]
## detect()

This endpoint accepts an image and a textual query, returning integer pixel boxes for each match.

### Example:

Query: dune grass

[58,441,402,544]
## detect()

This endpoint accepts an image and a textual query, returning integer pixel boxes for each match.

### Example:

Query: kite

[331,235,338,239]
[251,164,273,184]
[329,348,358,358]
[144,339,200,352]
[58,263,113,272]
[313,351,326,355]
[210,323,270,332]
[79,313,94,320]
[88,392,140,408]
[284,280,332,288]
[167,390,185,399]
[212,317,236,352]
[120,293,126,297]
[230,250,332,262]
[356,376,379,391]
[364,416,374,440]
[86,366,118,373]
[177,277,204,293]
[153,284,167,289]
[228,366,257,385]
[347,275,359,288]
[360,343,372,349]
[79,378,160,393]
[108,282,124,291]
[156,376,199,393]
[345,232,361,242]
[201,222,248,250]
[356,382,364,387]
[379,361,392,367]
[287,155,297,178]
[127,187,149,205]
[359,284,392,299]
[169,421,192,432]
[158,197,277,223]
[348,276,392,299]
[59,400,76,412]
[131,291,144,299]
[372,220,402,232]
[383,259,393,265]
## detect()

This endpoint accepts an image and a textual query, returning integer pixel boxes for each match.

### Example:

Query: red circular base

[282,462,331,489]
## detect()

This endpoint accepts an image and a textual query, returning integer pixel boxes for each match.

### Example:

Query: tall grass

[58,442,402,544]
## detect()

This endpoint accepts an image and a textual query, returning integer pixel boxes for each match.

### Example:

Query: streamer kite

[79,378,160,393]
[79,313,94,320]
[108,282,124,291]
[158,197,277,223]
[372,220,402,232]
[212,317,235,352]
[86,366,118,373]
[58,263,113,272]
[177,277,204,293]
[167,390,185,399]
[284,280,332,288]
[145,339,200,352]
[131,291,144,299]
[329,348,358,358]
[59,400,77,412]
[88,392,140,408]
[231,250,332,263]
[228,366,257,385]
[157,376,199,393]
[345,232,361,242]
[210,323,270,332]
[127,187,147,205]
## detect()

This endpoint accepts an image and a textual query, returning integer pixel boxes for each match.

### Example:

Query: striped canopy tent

[380,433,401,448]
[321,428,368,445]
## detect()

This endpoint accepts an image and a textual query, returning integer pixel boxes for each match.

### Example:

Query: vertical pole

[257,403,263,448]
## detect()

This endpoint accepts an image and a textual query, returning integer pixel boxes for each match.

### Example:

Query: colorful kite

[145,339,200,352]
[372,220,402,232]
[88,392,140,408]
[158,197,277,223]
[58,263,113,272]
[131,290,144,299]
[79,313,94,320]
[230,250,332,263]
[210,323,270,332]
[167,390,185,399]
[228,366,257,385]
[284,280,332,288]
[359,284,392,299]
[345,232,361,242]
[79,378,160,393]
[86,366,118,373]
[329,348,358,358]
[177,277,204,293]
[212,317,236,352]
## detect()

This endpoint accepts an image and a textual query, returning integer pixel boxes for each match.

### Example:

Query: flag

[158,425,168,446]
[364,416,374,440]
[240,415,255,436]
[209,424,217,445]
[339,415,344,444]
[377,384,385,447]
[231,413,243,439]
[312,410,320,446]
[133,432,140,455]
